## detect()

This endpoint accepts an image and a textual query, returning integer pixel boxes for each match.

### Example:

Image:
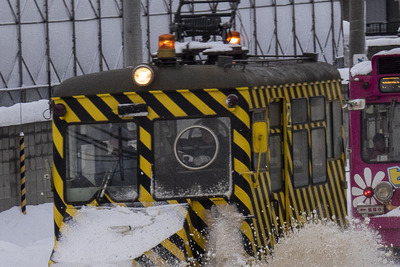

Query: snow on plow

[49,204,190,266]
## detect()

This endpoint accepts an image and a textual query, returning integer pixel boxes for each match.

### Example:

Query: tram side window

[270,135,283,191]
[269,102,283,191]
[65,122,138,203]
[293,130,309,187]
[311,97,325,121]
[312,128,327,183]
[327,100,343,159]
[362,103,400,162]
[332,100,343,158]
[252,110,267,171]
[292,98,308,124]
[269,102,282,127]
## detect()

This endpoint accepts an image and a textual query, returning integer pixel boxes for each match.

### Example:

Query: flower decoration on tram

[351,167,385,207]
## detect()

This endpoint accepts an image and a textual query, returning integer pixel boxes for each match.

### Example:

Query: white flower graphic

[351,167,385,207]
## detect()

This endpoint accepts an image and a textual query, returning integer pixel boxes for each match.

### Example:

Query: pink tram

[348,50,400,254]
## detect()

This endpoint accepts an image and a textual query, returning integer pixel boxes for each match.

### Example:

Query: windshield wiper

[97,160,119,202]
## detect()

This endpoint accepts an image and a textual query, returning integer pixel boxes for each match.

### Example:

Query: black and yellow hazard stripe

[50,88,243,263]
[50,78,346,264]
[229,80,347,257]
[20,132,26,215]
[245,80,347,227]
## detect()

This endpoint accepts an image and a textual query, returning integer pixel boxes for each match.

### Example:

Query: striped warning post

[20,132,26,215]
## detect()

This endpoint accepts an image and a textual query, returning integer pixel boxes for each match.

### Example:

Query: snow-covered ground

[0,203,54,267]
[1,203,399,267]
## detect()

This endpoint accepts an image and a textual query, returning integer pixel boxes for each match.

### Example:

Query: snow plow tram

[49,0,347,265]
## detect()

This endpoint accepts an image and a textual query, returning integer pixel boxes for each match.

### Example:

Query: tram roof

[53,61,340,97]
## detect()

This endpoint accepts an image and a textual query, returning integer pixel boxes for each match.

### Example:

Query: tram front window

[65,122,138,203]
[362,103,400,162]
[153,117,232,199]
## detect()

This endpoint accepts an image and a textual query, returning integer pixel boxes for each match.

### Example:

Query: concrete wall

[0,121,53,212]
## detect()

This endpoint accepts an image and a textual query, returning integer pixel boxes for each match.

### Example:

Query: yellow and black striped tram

[48,20,346,267]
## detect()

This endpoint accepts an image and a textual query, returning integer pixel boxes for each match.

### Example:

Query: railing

[366,21,400,36]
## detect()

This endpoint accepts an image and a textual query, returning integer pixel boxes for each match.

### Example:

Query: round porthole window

[174,125,219,170]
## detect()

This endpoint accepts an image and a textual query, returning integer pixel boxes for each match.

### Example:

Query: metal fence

[0,0,124,107]
[366,21,400,36]
[0,0,344,107]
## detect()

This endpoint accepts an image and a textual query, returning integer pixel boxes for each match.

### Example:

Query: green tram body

[50,57,347,265]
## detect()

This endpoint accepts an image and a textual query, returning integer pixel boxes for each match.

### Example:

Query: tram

[49,0,347,265]
[348,49,400,254]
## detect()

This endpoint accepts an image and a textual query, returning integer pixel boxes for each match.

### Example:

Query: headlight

[374,182,393,203]
[133,65,154,86]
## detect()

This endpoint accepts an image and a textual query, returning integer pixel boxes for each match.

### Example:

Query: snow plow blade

[49,204,193,266]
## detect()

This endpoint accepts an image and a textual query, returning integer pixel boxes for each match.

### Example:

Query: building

[343,0,400,36]
[366,0,400,36]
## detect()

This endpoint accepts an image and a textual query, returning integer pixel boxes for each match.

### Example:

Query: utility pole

[349,0,366,67]
[123,0,142,67]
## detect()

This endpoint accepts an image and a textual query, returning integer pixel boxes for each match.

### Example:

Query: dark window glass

[377,57,400,75]
[326,102,333,158]
[311,97,325,121]
[361,103,400,162]
[312,128,327,184]
[292,98,307,124]
[270,135,282,191]
[153,117,231,199]
[293,130,309,187]
[253,109,266,122]
[269,102,282,127]
[66,122,138,203]
[332,100,343,158]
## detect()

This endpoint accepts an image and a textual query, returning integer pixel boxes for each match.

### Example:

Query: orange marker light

[227,31,240,45]
[158,34,175,50]
[158,34,176,58]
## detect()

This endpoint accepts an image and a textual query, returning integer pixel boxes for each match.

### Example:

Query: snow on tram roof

[350,61,372,77]
[175,41,243,54]
[351,47,400,77]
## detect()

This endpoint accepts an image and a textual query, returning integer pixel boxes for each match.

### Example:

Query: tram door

[268,101,284,191]
[268,98,310,230]
[251,100,286,238]
[268,100,287,232]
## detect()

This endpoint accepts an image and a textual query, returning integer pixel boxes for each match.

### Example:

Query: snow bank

[376,47,400,55]
[0,203,54,267]
[0,99,51,127]
[367,37,400,47]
